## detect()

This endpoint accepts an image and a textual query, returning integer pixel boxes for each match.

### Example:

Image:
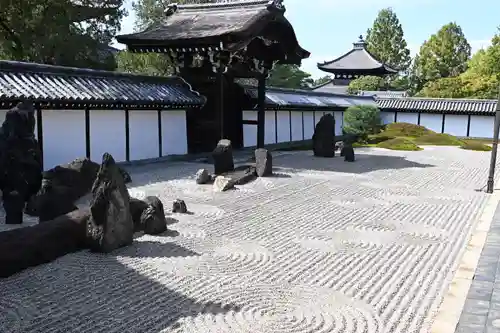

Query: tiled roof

[317,36,398,75]
[243,85,377,109]
[0,61,206,109]
[377,97,498,114]
[359,90,408,98]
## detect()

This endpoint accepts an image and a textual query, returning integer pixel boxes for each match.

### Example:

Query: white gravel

[0,146,498,333]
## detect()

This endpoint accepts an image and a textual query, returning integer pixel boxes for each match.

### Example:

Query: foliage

[382,123,434,137]
[411,22,471,93]
[365,8,411,71]
[312,76,332,87]
[460,141,492,151]
[377,138,422,151]
[414,133,463,145]
[267,65,314,89]
[0,0,124,70]
[343,105,382,140]
[116,51,173,76]
[347,76,386,94]
[366,134,395,144]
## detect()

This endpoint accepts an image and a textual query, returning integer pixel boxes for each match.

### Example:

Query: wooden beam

[85,107,91,159]
[257,76,266,148]
[125,109,130,162]
[158,110,162,157]
[242,119,258,125]
[466,114,471,137]
[35,106,44,169]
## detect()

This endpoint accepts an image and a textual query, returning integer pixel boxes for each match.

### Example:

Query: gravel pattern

[0,146,498,333]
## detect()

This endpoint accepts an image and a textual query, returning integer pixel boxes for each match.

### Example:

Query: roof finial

[353,35,366,49]
[359,35,363,41]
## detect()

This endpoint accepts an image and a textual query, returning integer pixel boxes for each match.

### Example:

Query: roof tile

[376,97,498,114]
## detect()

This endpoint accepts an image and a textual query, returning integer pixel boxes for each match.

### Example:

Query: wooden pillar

[257,76,266,148]
[441,114,446,133]
[157,109,162,157]
[36,106,44,170]
[125,109,130,162]
[466,114,471,137]
[217,68,225,140]
[85,107,91,159]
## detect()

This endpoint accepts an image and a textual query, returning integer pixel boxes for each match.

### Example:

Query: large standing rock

[86,153,134,253]
[254,148,272,177]
[312,114,336,158]
[130,196,168,235]
[212,139,234,175]
[0,102,43,224]
[0,208,91,278]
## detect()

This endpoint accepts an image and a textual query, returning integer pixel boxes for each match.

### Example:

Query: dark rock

[130,196,167,235]
[0,102,43,224]
[119,167,132,184]
[195,168,210,184]
[86,153,134,253]
[26,158,100,220]
[212,139,234,175]
[172,199,188,214]
[254,148,272,177]
[0,208,91,278]
[312,114,336,158]
[342,144,355,162]
[213,175,235,192]
[336,141,344,153]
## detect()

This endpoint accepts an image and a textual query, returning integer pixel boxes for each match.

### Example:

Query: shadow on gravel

[113,241,199,259]
[272,153,435,174]
[3,242,241,332]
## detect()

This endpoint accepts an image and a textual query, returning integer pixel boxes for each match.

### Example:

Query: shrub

[460,141,492,151]
[377,138,422,151]
[382,123,434,138]
[343,105,382,140]
[414,133,463,145]
[367,134,395,144]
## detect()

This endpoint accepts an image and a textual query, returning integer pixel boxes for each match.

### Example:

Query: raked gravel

[1,146,498,333]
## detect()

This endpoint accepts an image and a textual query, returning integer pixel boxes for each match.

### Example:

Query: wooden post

[35,106,44,170]
[257,76,266,148]
[217,67,225,140]
[487,88,500,193]
[85,107,91,159]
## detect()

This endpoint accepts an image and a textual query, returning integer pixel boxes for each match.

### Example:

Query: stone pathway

[455,202,500,333]
[1,146,500,333]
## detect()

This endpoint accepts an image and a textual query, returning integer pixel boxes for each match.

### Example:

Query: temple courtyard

[1,146,499,333]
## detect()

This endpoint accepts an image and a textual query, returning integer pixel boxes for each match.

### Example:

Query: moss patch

[460,141,492,151]
[377,138,422,151]
[382,123,434,138]
[414,133,463,145]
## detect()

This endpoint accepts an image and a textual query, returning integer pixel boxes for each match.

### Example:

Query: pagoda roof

[115,0,309,65]
[317,36,398,76]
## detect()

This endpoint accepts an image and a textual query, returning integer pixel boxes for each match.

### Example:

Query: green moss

[377,137,422,151]
[460,141,492,151]
[382,123,434,138]
[367,134,395,144]
[414,133,463,145]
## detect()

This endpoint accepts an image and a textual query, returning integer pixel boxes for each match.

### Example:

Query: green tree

[267,65,314,89]
[411,22,471,92]
[347,76,385,94]
[0,0,124,69]
[312,75,332,87]
[365,8,411,71]
[343,105,382,140]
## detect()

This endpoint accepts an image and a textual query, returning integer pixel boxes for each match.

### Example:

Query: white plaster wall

[469,115,494,138]
[43,110,86,170]
[265,111,276,144]
[397,113,418,124]
[314,111,323,126]
[129,110,159,161]
[380,111,395,124]
[243,110,257,147]
[303,112,315,140]
[90,110,126,163]
[162,110,188,155]
[291,111,303,141]
[443,114,468,137]
[334,111,343,134]
[276,110,291,143]
[419,114,443,133]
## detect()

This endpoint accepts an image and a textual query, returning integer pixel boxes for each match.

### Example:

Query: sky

[113,0,499,79]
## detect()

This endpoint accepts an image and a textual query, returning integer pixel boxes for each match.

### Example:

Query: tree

[312,75,332,87]
[0,0,125,70]
[266,65,314,89]
[347,76,385,94]
[411,22,471,92]
[365,8,411,71]
[343,105,382,140]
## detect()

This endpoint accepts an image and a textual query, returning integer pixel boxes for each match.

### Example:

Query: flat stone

[213,175,234,192]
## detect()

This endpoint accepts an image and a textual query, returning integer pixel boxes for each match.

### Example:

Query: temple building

[314,35,398,94]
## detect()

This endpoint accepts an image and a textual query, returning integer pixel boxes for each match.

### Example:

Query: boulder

[0,208,91,278]
[213,175,235,192]
[342,144,355,162]
[130,196,167,235]
[254,148,272,177]
[119,167,132,184]
[195,168,210,184]
[172,199,188,214]
[86,153,134,253]
[0,102,43,224]
[312,114,336,158]
[212,139,234,175]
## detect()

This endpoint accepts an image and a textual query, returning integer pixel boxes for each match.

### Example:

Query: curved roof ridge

[377,96,498,103]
